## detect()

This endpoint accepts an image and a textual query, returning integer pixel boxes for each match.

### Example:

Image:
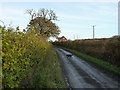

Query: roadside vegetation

[2,25,49,88]
[53,37,120,75]
[20,48,65,88]
[1,8,65,88]
[0,26,2,89]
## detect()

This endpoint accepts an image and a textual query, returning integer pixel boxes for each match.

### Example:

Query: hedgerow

[2,26,50,88]
[53,37,120,67]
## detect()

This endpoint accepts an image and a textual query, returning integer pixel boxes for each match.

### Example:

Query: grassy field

[55,46,120,75]
[20,47,66,88]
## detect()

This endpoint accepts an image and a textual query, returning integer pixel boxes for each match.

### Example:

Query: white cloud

[1,7,27,17]
[0,6,30,29]
[57,13,116,23]
[56,2,117,24]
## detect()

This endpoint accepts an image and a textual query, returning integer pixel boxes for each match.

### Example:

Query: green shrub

[2,26,50,88]
[21,48,65,88]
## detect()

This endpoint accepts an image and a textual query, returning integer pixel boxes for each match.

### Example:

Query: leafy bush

[2,26,50,88]
[20,48,65,88]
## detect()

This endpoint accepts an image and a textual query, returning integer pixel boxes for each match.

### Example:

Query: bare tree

[25,9,36,20]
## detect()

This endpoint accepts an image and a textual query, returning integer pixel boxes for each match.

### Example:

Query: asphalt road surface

[54,48,120,89]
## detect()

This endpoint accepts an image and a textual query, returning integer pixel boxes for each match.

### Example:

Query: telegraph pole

[77,35,78,39]
[92,25,96,39]
[73,34,75,40]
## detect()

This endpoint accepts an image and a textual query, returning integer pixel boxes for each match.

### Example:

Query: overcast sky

[0,0,118,40]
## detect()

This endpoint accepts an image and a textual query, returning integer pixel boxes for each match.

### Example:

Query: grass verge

[55,45,120,75]
[20,47,66,88]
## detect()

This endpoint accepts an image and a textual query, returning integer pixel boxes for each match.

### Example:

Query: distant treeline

[53,36,120,67]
